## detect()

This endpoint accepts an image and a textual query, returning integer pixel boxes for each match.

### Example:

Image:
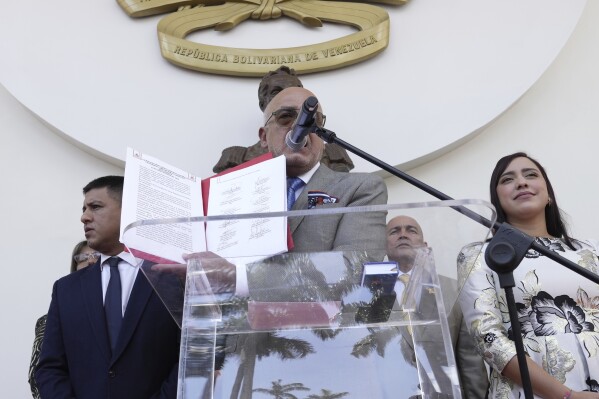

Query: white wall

[1,1,598,397]
[0,1,585,176]
[0,88,123,395]
[385,0,599,240]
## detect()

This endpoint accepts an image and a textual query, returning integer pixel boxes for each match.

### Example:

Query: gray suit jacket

[402,275,488,399]
[442,276,488,399]
[247,164,388,301]
[223,165,389,398]
[289,164,388,253]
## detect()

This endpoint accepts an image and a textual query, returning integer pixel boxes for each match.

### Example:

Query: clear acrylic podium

[122,201,495,399]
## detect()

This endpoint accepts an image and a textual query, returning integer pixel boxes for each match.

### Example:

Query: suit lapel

[80,261,112,363]
[289,164,333,234]
[110,263,153,364]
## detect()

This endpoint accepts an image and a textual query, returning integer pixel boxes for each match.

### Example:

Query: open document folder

[120,147,288,263]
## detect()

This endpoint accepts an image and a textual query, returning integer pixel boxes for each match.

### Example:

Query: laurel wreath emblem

[117,0,407,76]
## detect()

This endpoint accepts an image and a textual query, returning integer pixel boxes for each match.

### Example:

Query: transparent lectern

[122,201,495,399]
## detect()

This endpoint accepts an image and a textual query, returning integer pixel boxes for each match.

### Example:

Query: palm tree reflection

[252,379,309,398]
[229,332,314,398]
[306,388,350,399]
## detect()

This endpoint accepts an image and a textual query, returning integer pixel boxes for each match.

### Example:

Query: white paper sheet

[121,147,206,263]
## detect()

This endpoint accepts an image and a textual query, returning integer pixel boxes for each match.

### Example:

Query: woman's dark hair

[70,240,89,273]
[489,152,575,249]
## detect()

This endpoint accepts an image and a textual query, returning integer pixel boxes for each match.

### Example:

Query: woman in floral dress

[458,152,599,399]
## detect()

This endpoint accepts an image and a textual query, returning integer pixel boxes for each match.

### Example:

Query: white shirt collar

[294,162,320,184]
[384,255,413,275]
[99,250,138,270]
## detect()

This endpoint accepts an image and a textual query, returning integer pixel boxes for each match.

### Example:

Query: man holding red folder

[258,86,388,253]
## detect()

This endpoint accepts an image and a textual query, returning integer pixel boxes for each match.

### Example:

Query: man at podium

[192,85,388,290]
[258,86,387,253]
[168,86,391,399]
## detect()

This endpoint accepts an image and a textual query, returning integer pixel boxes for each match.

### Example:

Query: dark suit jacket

[35,260,180,399]
[289,164,388,253]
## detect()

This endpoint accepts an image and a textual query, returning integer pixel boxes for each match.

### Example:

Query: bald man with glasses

[257,86,387,253]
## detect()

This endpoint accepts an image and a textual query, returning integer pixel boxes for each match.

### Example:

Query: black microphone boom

[285,96,319,151]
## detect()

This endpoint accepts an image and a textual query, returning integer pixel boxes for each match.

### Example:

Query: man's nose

[81,210,91,224]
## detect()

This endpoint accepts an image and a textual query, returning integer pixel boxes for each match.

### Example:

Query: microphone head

[285,95,319,152]
[304,96,318,111]
[285,130,308,152]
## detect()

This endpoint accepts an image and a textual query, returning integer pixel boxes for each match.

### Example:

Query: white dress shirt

[394,269,413,303]
[290,162,320,202]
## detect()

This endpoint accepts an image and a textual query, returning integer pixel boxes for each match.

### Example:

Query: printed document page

[121,147,206,263]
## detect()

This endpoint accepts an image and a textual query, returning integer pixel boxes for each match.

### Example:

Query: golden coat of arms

[117,0,407,76]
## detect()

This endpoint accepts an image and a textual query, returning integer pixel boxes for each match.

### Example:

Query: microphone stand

[314,127,599,399]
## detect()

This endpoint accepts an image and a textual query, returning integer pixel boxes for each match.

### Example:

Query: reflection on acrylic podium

[123,201,495,399]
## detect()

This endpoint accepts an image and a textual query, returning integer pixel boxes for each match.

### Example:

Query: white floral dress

[458,238,599,399]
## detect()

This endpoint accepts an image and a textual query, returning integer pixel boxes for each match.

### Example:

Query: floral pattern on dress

[579,249,599,274]
[512,286,599,358]
[530,291,594,335]
[542,336,575,383]
[584,377,599,392]
[458,238,599,399]
[525,237,566,259]
[491,374,515,399]
[457,242,484,287]
[578,288,599,311]
[517,270,541,308]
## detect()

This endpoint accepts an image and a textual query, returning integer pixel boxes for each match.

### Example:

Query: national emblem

[117,0,408,76]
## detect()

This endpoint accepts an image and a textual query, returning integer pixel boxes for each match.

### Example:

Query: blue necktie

[105,256,122,352]
[287,177,305,210]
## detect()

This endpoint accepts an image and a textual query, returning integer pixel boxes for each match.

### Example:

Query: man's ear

[258,127,268,148]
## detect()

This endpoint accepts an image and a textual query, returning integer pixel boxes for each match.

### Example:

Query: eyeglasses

[74,252,100,263]
[264,108,326,129]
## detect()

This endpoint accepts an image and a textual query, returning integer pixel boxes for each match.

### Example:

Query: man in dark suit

[386,215,488,399]
[35,176,180,399]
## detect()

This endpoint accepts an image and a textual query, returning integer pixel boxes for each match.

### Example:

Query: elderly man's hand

[183,251,237,294]
[150,252,237,295]
[150,262,187,279]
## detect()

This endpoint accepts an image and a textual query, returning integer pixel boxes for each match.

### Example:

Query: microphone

[285,96,319,151]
